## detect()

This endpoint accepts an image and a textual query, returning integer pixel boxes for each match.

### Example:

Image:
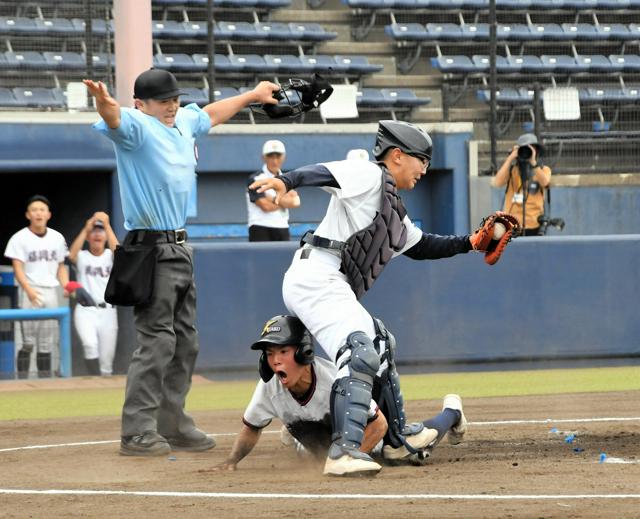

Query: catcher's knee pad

[329,332,379,458]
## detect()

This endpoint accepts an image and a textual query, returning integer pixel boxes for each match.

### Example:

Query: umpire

[85,69,279,456]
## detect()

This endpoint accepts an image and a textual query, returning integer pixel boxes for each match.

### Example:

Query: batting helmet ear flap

[258,351,274,382]
[294,342,314,365]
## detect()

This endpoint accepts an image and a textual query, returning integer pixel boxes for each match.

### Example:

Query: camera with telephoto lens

[517,145,533,160]
[537,215,565,235]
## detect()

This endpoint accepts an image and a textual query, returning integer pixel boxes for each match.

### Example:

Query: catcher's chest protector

[341,166,408,300]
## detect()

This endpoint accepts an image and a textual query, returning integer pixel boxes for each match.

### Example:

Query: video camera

[537,215,565,235]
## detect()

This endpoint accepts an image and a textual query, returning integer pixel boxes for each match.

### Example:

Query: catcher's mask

[372,120,433,163]
[250,74,333,120]
[251,315,314,382]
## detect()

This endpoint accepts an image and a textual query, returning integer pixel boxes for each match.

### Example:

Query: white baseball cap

[262,140,286,155]
[346,149,370,161]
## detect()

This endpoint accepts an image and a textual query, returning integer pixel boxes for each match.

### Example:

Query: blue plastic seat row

[386,22,640,41]
[0,18,335,42]
[153,0,291,7]
[155,53,383,74]
[0,87,65,108]
[477,86,640,104]
[345,0,640,9]
[0,51,112,69]
[432,54,640,73]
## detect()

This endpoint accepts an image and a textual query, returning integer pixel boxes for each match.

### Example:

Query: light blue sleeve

[179,103,212,138]
[92,108,146,151]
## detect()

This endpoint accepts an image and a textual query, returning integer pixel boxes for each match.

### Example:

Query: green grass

[0,366,638,422]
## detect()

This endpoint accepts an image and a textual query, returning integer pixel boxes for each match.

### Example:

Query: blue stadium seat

[264,54,305,72]
[628,24,640,39]
[218,21,257,39]
[0,17,37,34]
[71,18,111,35]
[471,54,510,71]
[431,55,476,72]
[596,24,632,40]
[497,24,533,40]
[343,0,396,8]
[229,54,274,72]
[530,23,569,40]
[181,21,208,38]
[461,0,489,7]
[477,88,526,104]
[192,53,235,72]
[461,23,489,39]
[334,55,384,74]
[381,88,431,106]
[384,23,427,40]
[357,88,395,107]
[154,54,197,71]
[300,55,347,72]
[43,52,86,70]
[609,54,640,71]
[0,87,19,107]
[152,20,185,38]
[575,54,615,72]
[254,22,292,39]
[86,53,113,69]
[257,0,292,6]
[34,18,78,35]
[540,54,582,72]
[180,88,208,106]
[561,23,601,40]
[506,55,545,72]
[0,52,7,69]
[12,87,64,108]
[582,87,634,103]
[4,51,47,69]
[287,23,336,41]
[562,0,597,8]
[214,87,240,100]
[533,0,566,7]
[596,0,630,8]
[51,88,67,107]
[425,23,462,40]
[496,0,532,8]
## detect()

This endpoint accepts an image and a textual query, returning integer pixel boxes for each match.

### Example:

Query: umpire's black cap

[133,69,185,100]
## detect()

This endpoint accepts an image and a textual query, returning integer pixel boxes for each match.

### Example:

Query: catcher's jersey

[76,249,113,304]
[246,166,290,229]
[312,161,423,256]
[4,227,68,287]
[243,357,376,455]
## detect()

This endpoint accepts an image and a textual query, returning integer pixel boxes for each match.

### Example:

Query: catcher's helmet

[251,315,314,382]
[372,120,433,161]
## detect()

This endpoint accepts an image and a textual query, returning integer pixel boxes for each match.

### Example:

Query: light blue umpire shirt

[94,103,211,231]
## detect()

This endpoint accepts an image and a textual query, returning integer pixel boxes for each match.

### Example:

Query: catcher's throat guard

[250,74,333,119]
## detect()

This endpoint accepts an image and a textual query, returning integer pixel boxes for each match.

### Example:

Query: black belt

[127,229,187,246]
[300,231,346,252]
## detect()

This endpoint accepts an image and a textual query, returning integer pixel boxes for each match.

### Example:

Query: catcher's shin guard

[328,331,380,461]
[17,349,31,378]
[85,358,101,376]
[36,352,52,378]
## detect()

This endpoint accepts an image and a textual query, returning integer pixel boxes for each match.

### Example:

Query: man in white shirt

[246,140,300,242]
[4,195,69,378]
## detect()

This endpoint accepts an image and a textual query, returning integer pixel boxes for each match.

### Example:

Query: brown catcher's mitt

[469,211,521,265]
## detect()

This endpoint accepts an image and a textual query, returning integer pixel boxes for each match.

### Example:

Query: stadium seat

[496,0,532,8]
[254,22,292,39]
[0,87,19,107]
[609,54,640,71]
[381,88,431,106]
[34,18,78,35]
[425,23,462,40]
[477,88,527,104]
[192,53,236,72]
[0,17,37,34]
[595,23,632,40]
[180,21,208,38]
[12,87,64,108]
[562,0,598,8]
[532,0,566,7]
[229,54,274,72]
[628,24,640,39]
[472,55,511,72]
[264,54,305,72]
[180,87,208,106]
[497,24,533,40]
[71,18,111,35]
[4,51,47,69]
[218,21,257,39]
[461,23,489,39]
[43,52,86,70]
[561,23,601,40]
[505,55,545,73]
[154,54,197,71]
[431,55,476,73]
[287,23,337,41]
[530,23,569,40]
[575,54,615,72]
[384,23,427,40]
[357,88,395,107]
[333,55,384,74]
[540,54,581,72]
[596,0,630,8]
[299,55,347,72]
[152,20,185,38]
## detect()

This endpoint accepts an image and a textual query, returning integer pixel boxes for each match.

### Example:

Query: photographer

[492,134,551,236]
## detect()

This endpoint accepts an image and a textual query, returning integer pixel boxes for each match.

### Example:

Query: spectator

[4,195,69,378]
[492,134,552,236]
[246,140,300,242]
[68,212,119,376]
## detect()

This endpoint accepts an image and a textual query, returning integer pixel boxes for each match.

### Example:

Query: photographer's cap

[517,133,539,147]
[262,140,286,155]
[134,69,185,100]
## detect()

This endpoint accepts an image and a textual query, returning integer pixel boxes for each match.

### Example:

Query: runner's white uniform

[243,356,377,457]
[281,161,423,377]
[74,249,118,375]
[4,227,68,354]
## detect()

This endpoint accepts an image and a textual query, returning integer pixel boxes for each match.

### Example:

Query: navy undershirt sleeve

[279,164,340,191]
[403,233,473,260]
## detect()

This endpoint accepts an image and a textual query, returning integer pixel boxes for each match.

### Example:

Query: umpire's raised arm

[202,81,280,127]
[83,80,121,129]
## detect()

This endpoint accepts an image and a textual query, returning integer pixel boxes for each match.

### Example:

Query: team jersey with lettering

[243,356,376,457]
[76,249,113,304]
[4,227,68,287]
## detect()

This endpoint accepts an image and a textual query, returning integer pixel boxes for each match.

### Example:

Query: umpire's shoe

[323,446,381,477]
[443,394,468,445]
[166,428,216,452]
[120,431,171,456]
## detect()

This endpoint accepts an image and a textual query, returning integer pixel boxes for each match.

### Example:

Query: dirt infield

[1,391,639,518]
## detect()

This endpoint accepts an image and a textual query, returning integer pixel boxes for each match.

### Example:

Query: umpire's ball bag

[105,244,157,306]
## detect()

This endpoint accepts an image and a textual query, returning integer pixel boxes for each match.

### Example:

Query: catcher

[249,121,518,477]
[214,315,467,471]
